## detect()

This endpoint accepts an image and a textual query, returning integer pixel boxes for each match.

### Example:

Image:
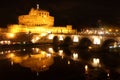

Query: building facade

[7,6,76,34]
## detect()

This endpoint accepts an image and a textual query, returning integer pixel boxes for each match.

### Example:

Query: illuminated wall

[19,8,54,26]
[8,24,76,34]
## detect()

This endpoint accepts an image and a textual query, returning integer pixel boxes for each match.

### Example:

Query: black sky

[0,0,120,28]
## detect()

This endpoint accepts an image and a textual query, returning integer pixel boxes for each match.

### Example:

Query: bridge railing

[77,32,120,36]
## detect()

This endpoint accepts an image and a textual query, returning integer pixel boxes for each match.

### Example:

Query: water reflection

[58,49,64,59]
[91,58,101,67]
[6,49,54,72]
[0,45,119,80]
[72,53,79,61]
[85,65,88,74]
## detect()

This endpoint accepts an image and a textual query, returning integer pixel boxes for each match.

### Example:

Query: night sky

[0,0,120,28]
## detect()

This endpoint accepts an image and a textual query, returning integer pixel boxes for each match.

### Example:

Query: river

[0,44,119,80]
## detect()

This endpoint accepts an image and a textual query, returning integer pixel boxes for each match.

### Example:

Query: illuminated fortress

[7,4,76,34]
[19,7,54,26]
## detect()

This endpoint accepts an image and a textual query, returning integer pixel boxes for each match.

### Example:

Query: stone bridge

[38,32,120,49]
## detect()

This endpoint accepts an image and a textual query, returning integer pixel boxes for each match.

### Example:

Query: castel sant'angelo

[7,4,76,34]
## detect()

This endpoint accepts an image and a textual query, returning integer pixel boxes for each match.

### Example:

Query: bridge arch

[53,36,59,46]
[63,36,73,46]
[78,37,92,49]
[101,39,118,49]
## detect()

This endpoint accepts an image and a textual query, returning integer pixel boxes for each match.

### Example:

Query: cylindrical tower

[18,8,54,26]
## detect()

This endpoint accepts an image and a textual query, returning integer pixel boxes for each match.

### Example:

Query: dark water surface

[0,44,120,80]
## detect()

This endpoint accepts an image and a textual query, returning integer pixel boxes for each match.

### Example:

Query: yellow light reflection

[68,60,70,64]
[6,51,54,72]
[58,50,64,59]
[92,58,101,67]
[88,46,92,49]
[72,53,78,60]
[85,65,88,74]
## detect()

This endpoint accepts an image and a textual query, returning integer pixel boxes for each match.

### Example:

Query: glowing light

[58,50,63,56]
[35,36,40,40]
[48,34,54,39]
[72,53,78,60]
[47,31,51,34]
[46,53,51,58]
[73,35,79,42]
[7,41,11,45]
[0,40,11,45]
[10,53,15,58]
[43,15,47,17]
[23,49,26,51]
[41,51,46,57]
[58,50,64,59]
[68,61,70,64]
[34,48,40,53]
[23,42,26,44]
[31,39,35,43]
[37,72,39,76]
[98,31,104,34]
[93,37,101,44]
[109,29,112,32]
[48,48,54,53]
[0,52,4,54]
[31,36,40,43]
[11,61,14,66]
[0,41,4,44]
[37,4,39,9]
[59,35,64,41]
[41,33,47,37]
[88,46,92,49]
[7,33,15,38]
[118,45,120,47]
[85,65,88,71]
[85,65,88,74]
[109,46,113,48]
[116,29,118,32]
[107,73,110,77]
[113,42,117,48]
[92,58,100,67]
